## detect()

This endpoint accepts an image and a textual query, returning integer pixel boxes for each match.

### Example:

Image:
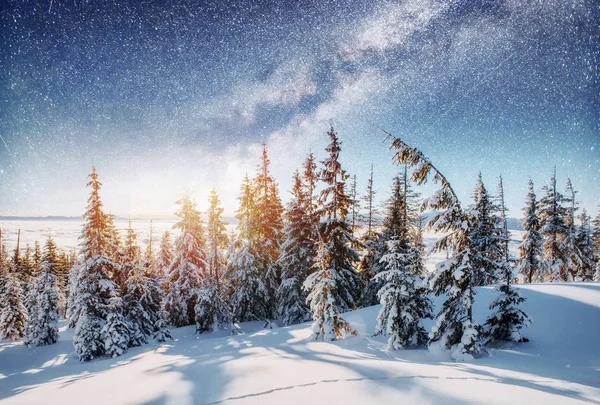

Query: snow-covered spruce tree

[360,167,423,308]
[195,189,233,333]
[253,144,285,318]
[468,173,503,286]
[593,212,600,281]
[0,245,8,329]
[484,176,531,344]
[349,174,360,235]
[206,189,228,283]
[101,297,130,358]
[494,176,514,278]
[303,152,321,253]
[359,173,400,308]
[56,249,75,314]
[374,237,433,350]
[538,168,572,282]
[116,220,142,292]
[23,238,61,346]
[224,174,273,324]
[357,165,382,307]
[593,211,600,253]
[119,222,163,345]
[73,165,124,361]
[23,269,60,347]
[123,262,163,346]
[156,231,174,282]
[66,264,81,328]
[361,164,379,237]
[225,238,270,323]
[383,128,485,361]
[575,210,596,281]
[163,195,206,327]
[32,241,43,275]
[153,318,173,342]
[303,240,356,341]
[563,178,584,279]
[517,180,543,283]
[484,282,531,344]
[143,220,156,273]
[0,272,28,341]
[15,244,37,315]
[276,171,312,326]
[105,213,124,266]
[311,126,362,312]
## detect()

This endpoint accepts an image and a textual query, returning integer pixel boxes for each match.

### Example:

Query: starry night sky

[1,0,599,218]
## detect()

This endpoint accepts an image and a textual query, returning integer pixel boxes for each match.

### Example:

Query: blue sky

[1,0,598,218]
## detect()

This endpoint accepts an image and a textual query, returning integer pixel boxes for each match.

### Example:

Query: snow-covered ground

[1,282,599,405]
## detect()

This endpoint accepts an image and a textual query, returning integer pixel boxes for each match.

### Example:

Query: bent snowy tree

[380,127,485,361]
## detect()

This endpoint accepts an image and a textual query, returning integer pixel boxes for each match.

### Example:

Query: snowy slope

[1,283,599,405]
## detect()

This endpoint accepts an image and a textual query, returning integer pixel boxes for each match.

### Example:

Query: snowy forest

[1,127,598,364]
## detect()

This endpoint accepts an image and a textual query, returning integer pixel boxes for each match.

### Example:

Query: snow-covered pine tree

[538,168,572,282]
[153,318,173,342]
[303,240,356,341]
[206,189,228,283]
[303,152,320,230]
[312,127,362,312]
[361,164,379,237]
[575,210,596,281]
[101,297,130,358]
[0,272,27,341]
[195,276,233,333]
[23,237,61,346]
[73,165,124,361]
[383,128,485,361]
[225,238,270,323]
[484,176,531,344]
[349,174,360,235]
[123,262,163,346]
[0,242,8,330]
[357,164,382,307]
[32,241,43,275]
[254,144,285,261]
[163,195,206,327]
[117,220,142,292]
[120,224,163,345]
[495,176,514,276]
[484,282,531,344]
[66,264,81,329]
[302,152,321,271]
[517,180,543,283]
[253,144,285,318]
[593,212,600,281]
[359,173,400,308]
[15,244,36,314]
[468,174,503,286]
[156,231,174,282]
[360,167,423,308]
[195,189,233,333]
[23,270,60,347]
[374,236,433,350]
[563,178,585,279]
[105,213,124,265]
[143,220,157,276]
[276,171,312,326]
[225,175,268,323]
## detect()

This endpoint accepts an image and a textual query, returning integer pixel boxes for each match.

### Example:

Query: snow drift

[1,282,599,404]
